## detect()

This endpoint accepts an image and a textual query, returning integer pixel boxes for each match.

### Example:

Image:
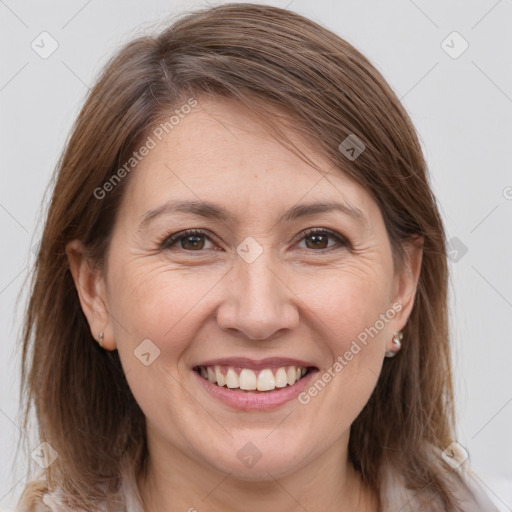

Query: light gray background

[1,0,511,510]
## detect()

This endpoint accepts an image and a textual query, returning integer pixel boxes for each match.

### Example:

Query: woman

[16,3,499,511]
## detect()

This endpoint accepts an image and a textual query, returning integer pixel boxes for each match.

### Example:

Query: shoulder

[15,487,92,512]
[39,488,72,512]
[15,469,144,512]
[16,479,144,512]
[15,486,113,512]
[379,459,499,512]
[457,468,501,511]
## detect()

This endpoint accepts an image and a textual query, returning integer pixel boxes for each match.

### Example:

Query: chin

[201,441,305,481]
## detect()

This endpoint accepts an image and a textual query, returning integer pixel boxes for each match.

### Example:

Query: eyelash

[158,228,350,253]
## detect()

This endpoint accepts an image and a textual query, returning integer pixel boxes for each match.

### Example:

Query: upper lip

[193,357,318,371]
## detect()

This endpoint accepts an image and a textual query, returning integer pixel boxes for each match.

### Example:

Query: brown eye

[160,229,214,251]
[298,228,349,251]
[304,232,329,249]
[180,234,206,250]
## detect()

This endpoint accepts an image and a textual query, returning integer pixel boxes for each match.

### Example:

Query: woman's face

[70,96,420,481]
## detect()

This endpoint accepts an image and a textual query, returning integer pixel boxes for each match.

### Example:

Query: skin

[66,96,423,512]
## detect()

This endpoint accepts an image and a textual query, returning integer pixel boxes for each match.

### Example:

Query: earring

[385,331,403,358]
[98,331,104,348]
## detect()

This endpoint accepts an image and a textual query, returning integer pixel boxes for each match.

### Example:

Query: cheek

[110,259,216,339]
[295,261,393,343]
[107,258,228,395]
[107,260,214,425]
[293,266,392,430]
[296,264,391,392]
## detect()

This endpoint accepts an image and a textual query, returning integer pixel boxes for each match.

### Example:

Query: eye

[159,229,216,251]
[159,227,350,253]
[295,228,350,251]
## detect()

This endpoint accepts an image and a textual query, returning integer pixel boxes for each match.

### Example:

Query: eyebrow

[139,199,367,230]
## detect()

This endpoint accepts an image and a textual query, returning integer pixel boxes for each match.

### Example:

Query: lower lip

[193,369,318,411]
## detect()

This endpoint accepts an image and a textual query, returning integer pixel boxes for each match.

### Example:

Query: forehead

[118,96,378,226]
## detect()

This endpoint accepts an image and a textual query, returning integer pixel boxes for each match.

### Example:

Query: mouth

[193,364,316,393]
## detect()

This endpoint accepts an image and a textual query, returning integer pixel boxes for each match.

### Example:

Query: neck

[137,428,379,512]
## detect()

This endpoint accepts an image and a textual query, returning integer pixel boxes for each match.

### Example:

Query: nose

[215,251,300,341]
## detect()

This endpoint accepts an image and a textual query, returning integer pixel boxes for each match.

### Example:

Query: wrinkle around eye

[158,225,360,253]
[133,222,377,262]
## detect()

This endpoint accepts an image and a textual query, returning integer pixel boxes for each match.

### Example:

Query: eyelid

[159,228,216,251]
[292,227,350,249]
[160,227,351,252]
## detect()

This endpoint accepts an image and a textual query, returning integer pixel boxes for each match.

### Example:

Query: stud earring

[385,331,403,358]
[98,331,104,348]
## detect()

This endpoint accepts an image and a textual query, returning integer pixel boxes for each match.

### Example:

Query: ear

[65,239,116,351]
[388,235,424,339]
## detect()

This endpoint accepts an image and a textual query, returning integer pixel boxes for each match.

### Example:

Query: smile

[194,364,311,392]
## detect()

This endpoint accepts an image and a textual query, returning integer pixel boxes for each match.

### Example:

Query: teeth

[214,365,225,387]
[287,366,296,385]
[257,369,275,391]
[239,368,257,390]
[198,365,309,391]
[274,367,288,388]
[225,368,239,388]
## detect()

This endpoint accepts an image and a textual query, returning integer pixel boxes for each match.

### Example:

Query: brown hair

[16,3,470,511]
